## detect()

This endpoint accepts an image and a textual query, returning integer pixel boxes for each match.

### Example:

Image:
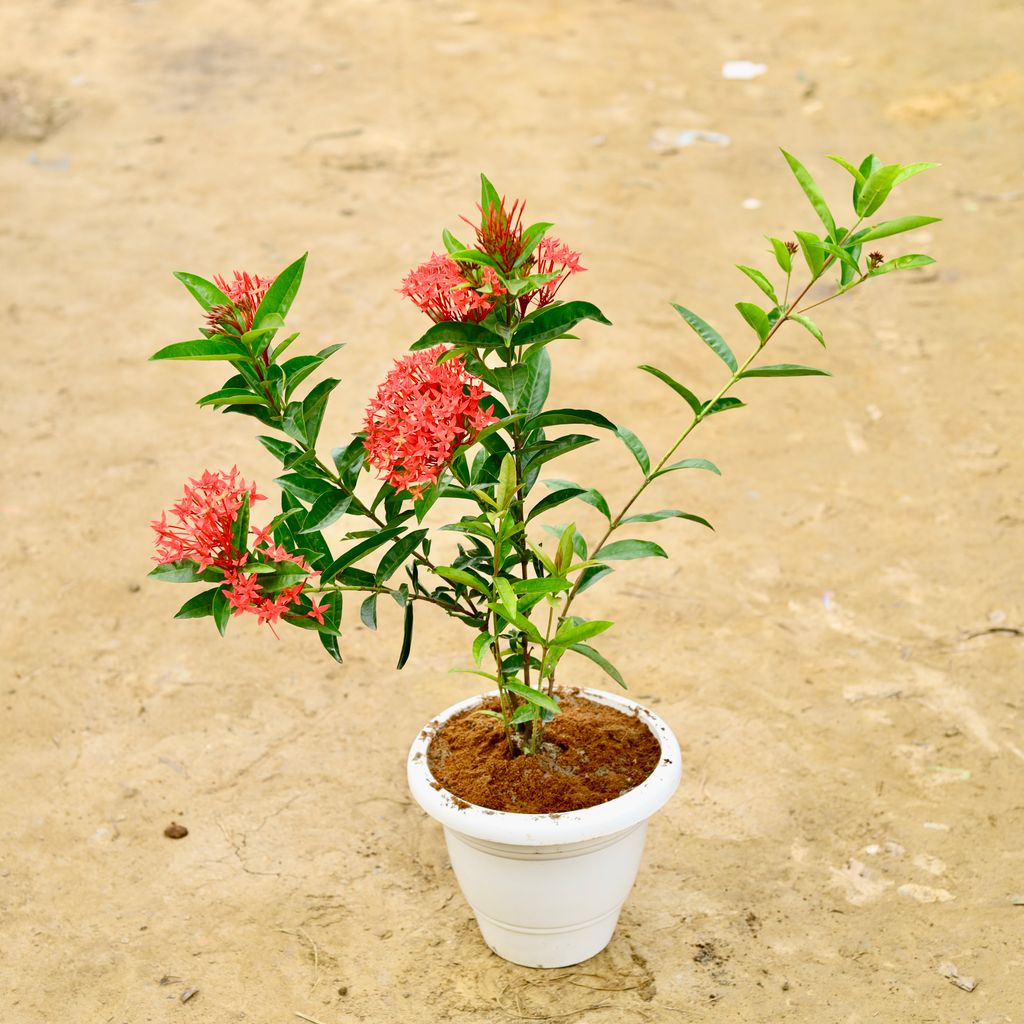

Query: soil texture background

[2,1,1022,1022]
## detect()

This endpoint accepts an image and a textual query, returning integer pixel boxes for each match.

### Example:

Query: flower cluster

[464,194,526,273]
[399,253,504,324]
[363,346,496,497]
[530,236,585,309]
[205,270,275,336]
[151,468,325,631]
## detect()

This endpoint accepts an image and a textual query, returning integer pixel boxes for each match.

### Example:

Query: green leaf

[503,679,560,714]
[595,540,667,562]
[320,525,406,584]
[300,489,352,534]
[853,154,882,207]
[197,387,266,408]
[794,231,825,277]
[826,154,865,186]
[149,559,203,583]
[739,363,831,378]
[638,365,702,416]
[480,172,502,216]
[409,320,499,352]
[790,314,826,348]
[442,228,466,254]
[736,265,779,305]
[569,643,626,688]
[527,485,586,520]
[509,703,540,726]
[319,630,344,664]
[301,376,341,446]
[651,457,721,480]
[495,577,517,616]
[376,529,428,584]
[736,302,771,341]
[521,345,551,418]
[615,425,650,475]
[396,599,414,669]
[230,493,250,562]
[282,344,345,399]
[513,577,570,597]
[893,162,940,186]
[672,304,737,373]
[780,149,836,238]
[702,396,745,416]
[854,215,941,243]
[521,407,617,433]
[150,338,249,362]
[621,509,713,529]
[855,164,901,217]
[512,300,611,348]
[868,254,936,276]
[274,473,333,505]
[359,593,378,630]
[492,364,531,409]
[472,632,491,665]
[522,433,598,472]
[767,237,792,274]
[174,587,219,619]
[539,480,611,521]
[513,220,553,268]
[488,602,544,644]
[552,619,614,646]
[252,253,307,331]
[433,565,490,596]
[576,564,613,594]
[212,587,231,637]
[257,435,302,464]
[173,271,230,310]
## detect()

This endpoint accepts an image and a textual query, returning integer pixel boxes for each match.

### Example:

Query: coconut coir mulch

[426,691,662,814]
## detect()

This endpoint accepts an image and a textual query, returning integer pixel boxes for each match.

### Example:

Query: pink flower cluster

[531,236,586,308]
[399,253,504,324]
[363,347,496,497]
[206,271,275,336]
[151,468,326,630]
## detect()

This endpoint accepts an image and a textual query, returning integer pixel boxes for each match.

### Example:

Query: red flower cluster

[363,347,496,497]
[151,468,324,631]
[464,195,526,274]
[531,236,586,308]
[399,253,504,324]
[205,271,275,336]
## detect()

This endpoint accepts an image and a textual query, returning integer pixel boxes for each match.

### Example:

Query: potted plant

[148,152,938,967]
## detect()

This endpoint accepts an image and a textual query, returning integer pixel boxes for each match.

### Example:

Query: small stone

[164,822,189,839]
[180,987,199,1003]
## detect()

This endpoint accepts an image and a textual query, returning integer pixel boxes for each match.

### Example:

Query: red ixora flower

[399,253,504,324]
[205,271,275,336]
[151,468,316,633]
[529,236,585,310]
[363,346,497,497]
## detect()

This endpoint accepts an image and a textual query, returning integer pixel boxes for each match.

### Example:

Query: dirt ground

[2,1,1022,1021]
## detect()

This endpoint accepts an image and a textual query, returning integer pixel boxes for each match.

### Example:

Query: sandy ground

[2,0,1023,1021]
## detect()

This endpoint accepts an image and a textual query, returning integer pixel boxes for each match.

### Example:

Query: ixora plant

[149,152,938,967]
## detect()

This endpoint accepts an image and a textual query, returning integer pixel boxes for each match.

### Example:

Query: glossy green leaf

[433,565,490,596]
[503,679,560,714]
[376,529,428,584]
[512,300,611,347]
[212,587,231,637]
[149,559,203,583]
[826,154,865,185]
[480,172,501,216]
[672,304,737,373]
[736,301,771,341]
[868,254,936,276]
[409,320,499,352]
[615,425,649,475]
[794,230,825,277]
[736,265,779,305]
[513,577,570,597]
[522,433,598,471]
[492,364,530,409]
[521,407,617,432]
[538,480,611,520]
[594,539,667,562]
[299,489,353,534]
[196,388,266,408]
[702,396,745,416]
[173,271,230,310]
[320,525,406,584]
[252,253,307,331]
[513,220,553,268]
[638,365,702,416]
[854,215,941,243]
[257,435,302,464]
[472,631,491,666]
[274,473,333,505]
[569,643,626,688]
[396,599,414,669]
[150,338,249,362]
[620,509,713,529]
[855,163,901,217]
[576,564,613,594]
[790,314,825,348]
[739,363,831,378]
[359,593,378,630]
[651,457,721,480]
[893,162,940,186]
[488,602,544,644]
[495,577,517,616]
[173,587,218,619]
[230,493,250,562]
[767,236,793,274]
[319,630,344,664]
[301,376,341,446]
[780,149,836,237]
[521,345,551,418]
[282,344,345,399]
[553,618,614,646]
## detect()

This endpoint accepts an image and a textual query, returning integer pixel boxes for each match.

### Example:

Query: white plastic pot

[407,688,682,968]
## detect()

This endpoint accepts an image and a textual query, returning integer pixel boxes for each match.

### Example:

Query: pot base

[474,904,622,969]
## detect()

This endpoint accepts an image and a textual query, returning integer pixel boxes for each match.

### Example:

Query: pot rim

[407,687,682,846]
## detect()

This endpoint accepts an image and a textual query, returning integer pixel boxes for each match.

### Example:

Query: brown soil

[4,1,1024,1021]
[427,692,662,813]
